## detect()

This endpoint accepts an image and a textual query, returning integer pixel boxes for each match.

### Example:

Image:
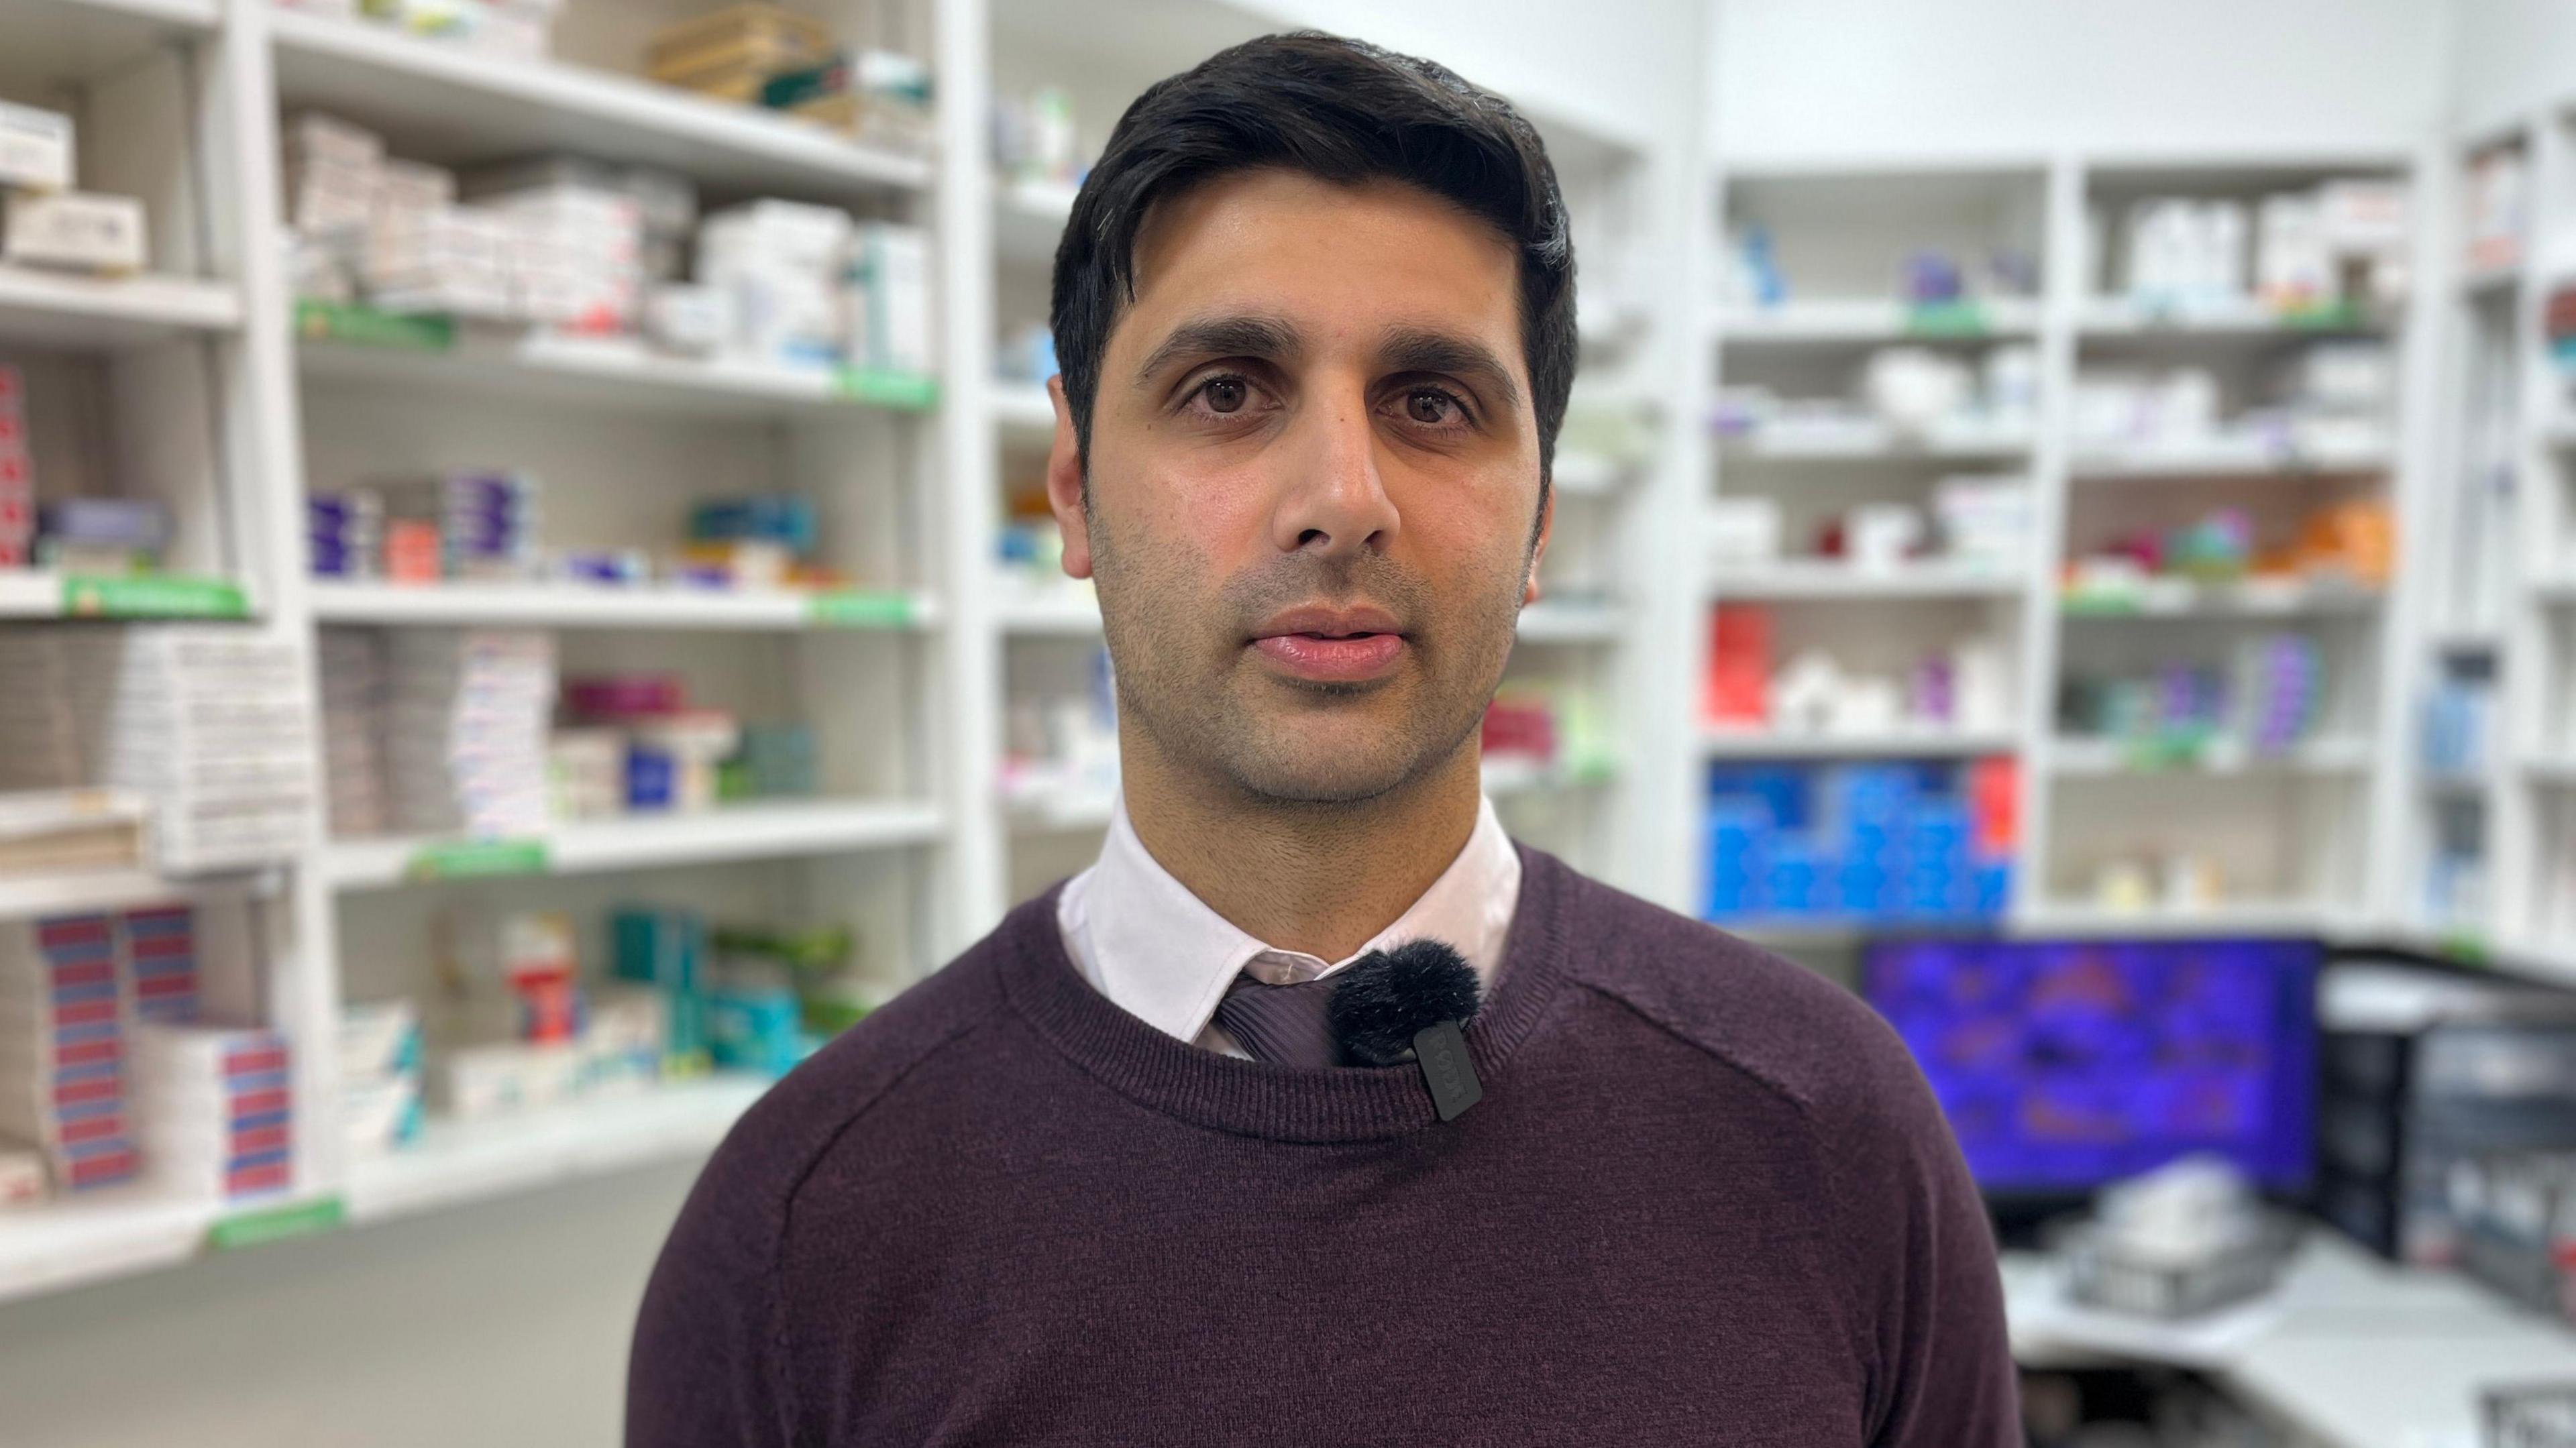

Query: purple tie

[1212,974,1341,1068]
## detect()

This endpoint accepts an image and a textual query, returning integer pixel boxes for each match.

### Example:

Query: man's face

[1045,169,1549,805]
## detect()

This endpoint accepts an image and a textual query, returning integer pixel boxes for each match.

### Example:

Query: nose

[1268,390,1399,559]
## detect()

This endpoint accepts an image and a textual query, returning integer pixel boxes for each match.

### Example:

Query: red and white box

[0,914,142,1193]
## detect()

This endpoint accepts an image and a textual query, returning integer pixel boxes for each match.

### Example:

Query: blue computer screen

[1861,938,2318,1193]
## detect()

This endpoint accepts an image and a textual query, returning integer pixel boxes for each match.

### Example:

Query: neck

[1118,731,1485,962]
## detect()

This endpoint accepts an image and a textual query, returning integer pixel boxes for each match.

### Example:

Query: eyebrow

[1134,313,1304,384]
[1379,326,1524,413]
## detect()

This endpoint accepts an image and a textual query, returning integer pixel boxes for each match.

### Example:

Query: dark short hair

[1049,31,1576,488]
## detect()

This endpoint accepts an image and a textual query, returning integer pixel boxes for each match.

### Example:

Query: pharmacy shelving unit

[1697,146,2443,959]
[976,0,1678,904]
[0,0,996,1304]
[1702,158,2056,958]
[0,0,327,1298]
[2041,148,2434,939]
[2465,98,2576,984]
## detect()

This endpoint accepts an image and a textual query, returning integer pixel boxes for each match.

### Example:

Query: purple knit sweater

[629,846,2018,1445]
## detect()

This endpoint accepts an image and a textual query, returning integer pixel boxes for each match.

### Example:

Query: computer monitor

[1861,938,2318,1201]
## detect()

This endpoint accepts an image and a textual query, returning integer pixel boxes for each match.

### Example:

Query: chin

[1219,722,1454,805]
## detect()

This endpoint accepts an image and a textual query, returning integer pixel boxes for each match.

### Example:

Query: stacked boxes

[0,100,148,276]
[380,471,543,581]
[699,200,850,371]
[307,490,385,580]
[121,906,200,1025]
[85,629,319,875]
[339,999,423,1158]
[845,221,934,373]
[646,4,835,103]
[319,630,392,838]
[462,158,651,333]
[386,629,556,838]
[0,915,141,1194]
[352,0,560,60]
[1705,759,2015,924]
[0,364,29,568]
[130,1025,292,1202]
[0,630,317,875]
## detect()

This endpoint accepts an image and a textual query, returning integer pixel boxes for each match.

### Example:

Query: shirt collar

[1059,793,1522,1047]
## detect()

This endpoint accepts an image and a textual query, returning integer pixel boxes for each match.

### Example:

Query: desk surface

[2005,1234,2576,1448]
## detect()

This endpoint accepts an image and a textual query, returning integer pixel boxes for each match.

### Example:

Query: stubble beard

[1087,514,1525,808]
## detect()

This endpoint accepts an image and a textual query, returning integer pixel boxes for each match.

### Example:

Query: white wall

[1244,0,1705,142]
[2451,0,2576,136]
[1711,0,2450,159]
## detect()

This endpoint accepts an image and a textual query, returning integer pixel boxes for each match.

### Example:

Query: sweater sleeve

[1829,1024,2021,1447]
[626,1135,790,1448]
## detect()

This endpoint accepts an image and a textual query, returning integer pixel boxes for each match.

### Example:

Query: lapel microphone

[1327,939,1484,1121]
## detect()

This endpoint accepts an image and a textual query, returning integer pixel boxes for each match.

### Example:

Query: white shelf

[1551,451,1635,495]
[2060,579,2383,618]
[1711,559,2024,599]
[995,589,1102,636]
[0,570,58,618]
[994,177,1077,265]
[266,10,930,199]
[2524,755,2576,785]
[0,865,278,920]
[299,330,931,421]
[2461,260,2521,296]
[2049,736,2375,776]
[1714,296,2041,344]
[1515,599,1623,643]
[1701,728,2017,758]
[344,1075,772,1227]
[323,799,946,891]
[0,1186,221,1305]
[1719,427,2035,461]
[0,266,241,349]
[990,380,1059,433]
[2078,296,2394,338]
[999,781,1116,833]
[310,580,938,632]
[2069,439,2394,479]
[1481,757,1617,795]
[2019,899,2326,937]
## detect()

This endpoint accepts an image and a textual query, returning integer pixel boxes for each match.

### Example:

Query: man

[631,31,2015,1445]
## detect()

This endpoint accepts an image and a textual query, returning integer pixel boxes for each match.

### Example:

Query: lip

[1247,603,1409,683]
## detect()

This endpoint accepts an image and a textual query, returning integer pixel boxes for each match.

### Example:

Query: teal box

[706,984,804,1079]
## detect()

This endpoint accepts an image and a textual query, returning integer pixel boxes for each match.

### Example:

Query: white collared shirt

[1056,795,1522,1057]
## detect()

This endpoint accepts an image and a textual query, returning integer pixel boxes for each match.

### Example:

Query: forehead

[1116,169,1523,363]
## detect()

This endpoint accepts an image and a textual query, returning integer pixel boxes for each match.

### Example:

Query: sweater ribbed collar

[998,843,1574,1144]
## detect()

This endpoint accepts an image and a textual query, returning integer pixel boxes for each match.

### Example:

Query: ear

[1044,375,1093,580]
[1522,475,1555,605]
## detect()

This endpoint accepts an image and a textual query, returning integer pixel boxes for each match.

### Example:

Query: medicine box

[3,192,147,275]
[0,101,74,193]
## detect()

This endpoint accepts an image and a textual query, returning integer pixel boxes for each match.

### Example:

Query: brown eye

[1406,389,1456,425]
[1204,378,1248,414]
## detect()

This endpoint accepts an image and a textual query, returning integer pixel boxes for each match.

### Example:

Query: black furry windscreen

[1328,939,1483,1068]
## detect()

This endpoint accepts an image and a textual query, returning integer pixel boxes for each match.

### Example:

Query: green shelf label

[2438,929,2490,964]
[295,299,456,352]
[2060,592,2140,616]
[209,1194,345,1251]
[1904,301,1988,337]
[2277,300,2366,331]
[806,591,915,628]
[60,574,250,619]
[407,838,549,881]
[833,368,940,410]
